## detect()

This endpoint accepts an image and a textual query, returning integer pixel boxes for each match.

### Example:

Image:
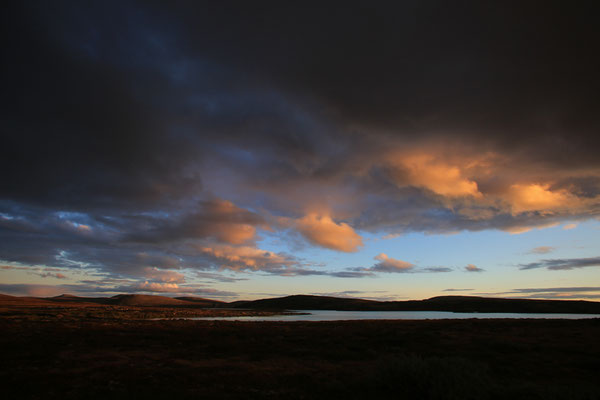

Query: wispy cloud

[528,246,555,254]
[422,267,453,273]
[512,287,600,293]
[519,256,600,270]
[310,290,401,301]
[475,286,600,300]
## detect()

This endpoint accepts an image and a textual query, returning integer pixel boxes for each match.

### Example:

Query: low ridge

[109,294,191,306]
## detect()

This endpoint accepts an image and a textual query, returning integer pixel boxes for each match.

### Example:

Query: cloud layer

[1,2,599,293]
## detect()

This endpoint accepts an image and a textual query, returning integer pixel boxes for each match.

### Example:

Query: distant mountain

[175,297,225,308]
[108,294,192,306]
[233,295,600,314]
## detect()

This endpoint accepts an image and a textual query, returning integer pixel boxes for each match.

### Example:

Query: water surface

[189,310,599,321]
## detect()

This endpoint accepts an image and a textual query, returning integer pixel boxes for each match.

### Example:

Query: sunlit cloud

[464,264,484,272]
[506,183,578,214]
[198,244,297,272]
[36,272,67,279]
[370,253,415,273]
[136,281,183,293]
[202,200,261,245]
[502,222,560,235]
[124,199,267,245]
[386,153,482,198]
[142,267,185,283]
[295,213,363,252]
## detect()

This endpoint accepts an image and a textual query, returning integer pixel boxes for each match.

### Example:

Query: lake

[190,310,600,321]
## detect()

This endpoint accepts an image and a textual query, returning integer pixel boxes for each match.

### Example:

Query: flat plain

[1,295,600,399]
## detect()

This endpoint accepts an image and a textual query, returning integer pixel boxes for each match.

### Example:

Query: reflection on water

[189,310,599,321]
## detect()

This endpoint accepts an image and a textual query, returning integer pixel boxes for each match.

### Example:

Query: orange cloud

[503,221,560,235]
[202,199,260,244]
[212,223,256,245]
[371,253,414,272]
[296,213,363,252]
[387,153,482,197]
[198,245,296,271]
[464,264,484,272]
[136,281,182,292]
[506,183,577,214]
[38,272,67,279]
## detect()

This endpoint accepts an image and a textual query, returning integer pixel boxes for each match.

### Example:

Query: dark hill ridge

[49,294,110,304]
[108,294,189,306]
[175,297,225,308]
[232,295,380,311]
[46,294,226,307]
[232,294,600,314]
[2,293,599,314]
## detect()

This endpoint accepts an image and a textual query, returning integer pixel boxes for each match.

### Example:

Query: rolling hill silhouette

[231,294,600,314]
[1,293,599,314]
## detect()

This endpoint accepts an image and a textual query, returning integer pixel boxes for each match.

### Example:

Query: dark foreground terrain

[1,299,600,399]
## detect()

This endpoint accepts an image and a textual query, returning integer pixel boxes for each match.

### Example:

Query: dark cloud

[519,257,600,270]
[194,271,248,283]
[123,199,268,245]
[422,267,453,273]
[443,288,474,292]
[2,1,600,286]
[512,287,600,293]
[327,271,374,279]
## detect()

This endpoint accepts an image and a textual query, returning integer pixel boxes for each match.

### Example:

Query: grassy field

[1,303,599,399]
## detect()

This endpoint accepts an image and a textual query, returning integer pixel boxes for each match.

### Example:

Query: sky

[2,1,599,301]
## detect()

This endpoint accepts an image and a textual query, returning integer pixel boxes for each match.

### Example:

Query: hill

[3,292,600,314]
[232,295,380,310]
[175,297,225,308]
[0,294,58,306]
[48,294,111,305]
[108,294,192,306]
[233,295,600,314]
